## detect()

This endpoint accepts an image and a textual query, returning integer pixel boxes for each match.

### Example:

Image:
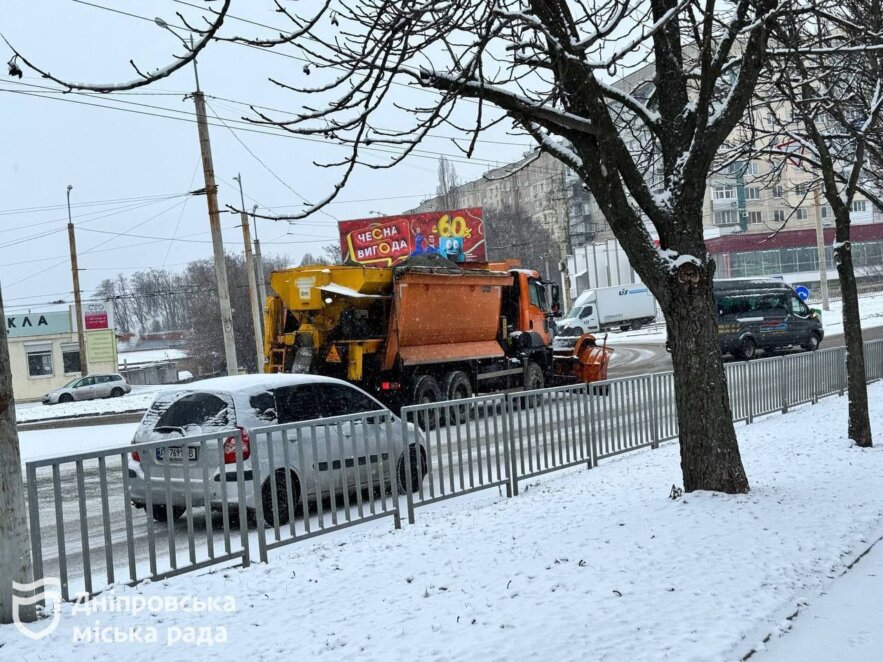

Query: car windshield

[62,378,81,388]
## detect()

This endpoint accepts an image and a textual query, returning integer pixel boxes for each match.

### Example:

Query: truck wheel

[525,362,544,390]
[441,370,472,424]
[631,319,643,331]
[411,375,441,429]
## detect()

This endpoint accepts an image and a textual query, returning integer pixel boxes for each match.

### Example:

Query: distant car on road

[127,374,427,527]
[42,373,132,405]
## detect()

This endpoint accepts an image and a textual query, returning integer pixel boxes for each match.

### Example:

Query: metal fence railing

[24,337,883,601]
[399,393,509,521]
[248,411,402,562]
[507,384,590,493]
[25,432,250,601]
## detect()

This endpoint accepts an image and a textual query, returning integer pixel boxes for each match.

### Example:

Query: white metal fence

[23,338,883,600]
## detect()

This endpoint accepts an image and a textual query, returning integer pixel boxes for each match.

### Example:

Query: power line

[1,83,517,174]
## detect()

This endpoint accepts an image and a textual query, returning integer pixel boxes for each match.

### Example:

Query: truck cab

[503,269,558,347]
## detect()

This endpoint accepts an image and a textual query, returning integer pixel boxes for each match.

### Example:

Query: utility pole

[814,188,830,311]
[234,175,265,371]
[67,185,88,376]
[252,205,268,331]
[190,43,238,375]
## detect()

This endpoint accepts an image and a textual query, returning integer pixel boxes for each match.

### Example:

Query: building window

[852,200,867,212]
[61,342,81,374]
[745,187,761,201]
[773,209,786,223]
[714,210,739,225]
[794,182,810,196]
[26,344,53,377]
[773,185,784,198]
[795,208,809,221]
[745,162,759,175]
[748,211,763,224]
[713,186,736,200]
[821,206,831,219]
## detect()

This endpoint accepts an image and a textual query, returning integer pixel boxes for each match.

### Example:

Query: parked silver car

[127,374,427,526]
[42,373,131,404]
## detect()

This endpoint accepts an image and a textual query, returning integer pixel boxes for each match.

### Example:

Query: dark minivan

[714,279,824,359]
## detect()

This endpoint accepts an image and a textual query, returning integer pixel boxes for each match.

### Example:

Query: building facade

[6,306,118,402]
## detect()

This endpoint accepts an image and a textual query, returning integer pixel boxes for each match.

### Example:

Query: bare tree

[485,200,561,274]
[226,0,797,492]
[436,156,462,211]
[0,288,34,625]
[743,2,880,447]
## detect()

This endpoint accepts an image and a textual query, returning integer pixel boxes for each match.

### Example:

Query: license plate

[155,446,198,462]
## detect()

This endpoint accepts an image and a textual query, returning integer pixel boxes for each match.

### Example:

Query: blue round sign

[794,285,810,301]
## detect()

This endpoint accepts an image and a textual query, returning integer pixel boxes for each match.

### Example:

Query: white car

[42,373,131,404]
[127,374,426,526]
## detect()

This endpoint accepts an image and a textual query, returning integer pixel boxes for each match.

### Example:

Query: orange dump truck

[264,257,612,409]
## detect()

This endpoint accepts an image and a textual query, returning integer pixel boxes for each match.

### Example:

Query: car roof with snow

[160,373,346,396]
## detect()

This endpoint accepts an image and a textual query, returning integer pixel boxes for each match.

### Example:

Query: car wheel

[803,333,821,352]
[58,393,73,404]
[151,504,186,523]
[397,445,428,493]
[738,337,756,361]
[111,387,125,398]
[261,469,300,528]
[410,374,442,429]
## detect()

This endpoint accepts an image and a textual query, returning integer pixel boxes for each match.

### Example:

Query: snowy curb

[738,529,883,660]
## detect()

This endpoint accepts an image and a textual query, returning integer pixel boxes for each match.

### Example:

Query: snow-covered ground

[3,383,883,660]
[606,290,883,345]
[17,423,139,466]
[15,387,162,424]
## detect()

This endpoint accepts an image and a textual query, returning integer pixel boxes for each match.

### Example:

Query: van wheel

[803,333,821,352]
[738,337,756,361]
[411,375,442,429]
[261,469,300,528]
[151,504,186,523]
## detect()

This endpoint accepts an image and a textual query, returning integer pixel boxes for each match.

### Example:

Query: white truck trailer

[557,285,657,334]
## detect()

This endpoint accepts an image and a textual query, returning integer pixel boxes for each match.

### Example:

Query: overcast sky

[0,0,536,312]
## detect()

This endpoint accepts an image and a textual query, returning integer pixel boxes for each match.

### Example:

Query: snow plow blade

[552,334,613,384]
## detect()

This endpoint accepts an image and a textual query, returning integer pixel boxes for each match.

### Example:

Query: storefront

[5,305,118,402]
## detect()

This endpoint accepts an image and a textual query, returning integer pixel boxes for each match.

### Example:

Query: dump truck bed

[383,268,512,370]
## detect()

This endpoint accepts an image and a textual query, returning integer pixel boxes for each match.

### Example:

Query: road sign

[794,285,810,301]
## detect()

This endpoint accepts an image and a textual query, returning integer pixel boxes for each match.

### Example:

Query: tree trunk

[664,272,750,493]
[834,238,872,447]
[0,286,35,624]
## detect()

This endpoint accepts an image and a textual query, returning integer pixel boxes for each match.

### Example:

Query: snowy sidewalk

[755,537,883,661]
[2,384,883,660]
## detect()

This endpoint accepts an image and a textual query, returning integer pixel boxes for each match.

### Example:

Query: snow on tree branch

[3,0,231,92]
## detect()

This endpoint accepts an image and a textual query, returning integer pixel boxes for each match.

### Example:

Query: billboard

[339,208,486,267]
